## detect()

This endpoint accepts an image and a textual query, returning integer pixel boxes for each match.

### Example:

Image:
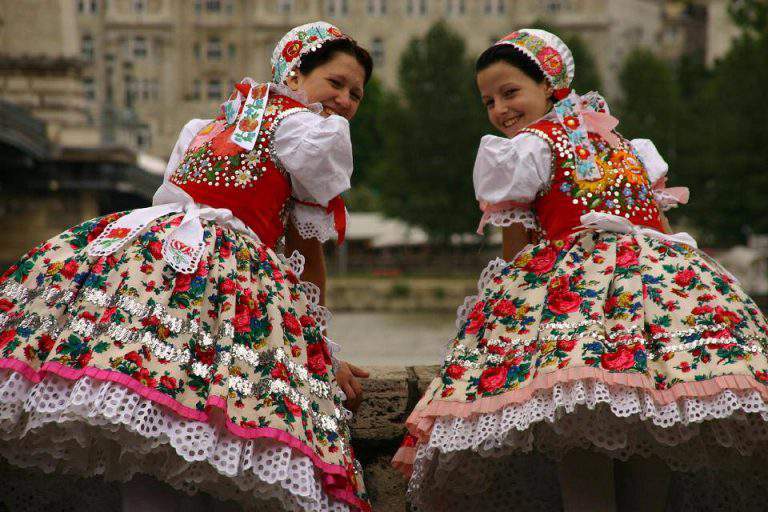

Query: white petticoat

[0,370,350,512]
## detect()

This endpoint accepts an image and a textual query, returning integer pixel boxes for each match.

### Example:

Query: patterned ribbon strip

[87,202,257,274]
[229,81,272,151]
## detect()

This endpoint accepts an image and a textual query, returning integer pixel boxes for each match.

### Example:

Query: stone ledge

[350,365,440,511]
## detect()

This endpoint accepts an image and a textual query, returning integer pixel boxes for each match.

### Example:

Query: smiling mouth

[502,114,523,129]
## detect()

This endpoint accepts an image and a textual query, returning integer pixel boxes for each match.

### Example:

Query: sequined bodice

[526,120,664,241]
[169,93,310,248]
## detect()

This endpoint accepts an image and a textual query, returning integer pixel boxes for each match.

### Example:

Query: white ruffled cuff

[290,203,348,243]
[483,208,538,231]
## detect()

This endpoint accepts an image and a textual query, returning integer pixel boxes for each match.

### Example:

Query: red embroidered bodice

[525,120,665,241]
[170,92,309,248]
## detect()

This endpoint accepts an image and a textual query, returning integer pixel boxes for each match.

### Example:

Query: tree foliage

[372,21,486,240]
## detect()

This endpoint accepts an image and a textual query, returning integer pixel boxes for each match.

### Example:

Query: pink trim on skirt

[393,367,768,476]
[0,357,370,512]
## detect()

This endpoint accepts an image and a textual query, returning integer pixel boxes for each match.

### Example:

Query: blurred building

[0,0,730,161]
[0,0,742,160]
[0,0,162,268]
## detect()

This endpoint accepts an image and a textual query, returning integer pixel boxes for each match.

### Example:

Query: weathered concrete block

[351,366,410,441]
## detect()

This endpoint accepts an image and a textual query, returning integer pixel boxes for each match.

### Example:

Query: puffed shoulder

[472,133,552,205]
[273,111,353,206]
[631,138,668,185]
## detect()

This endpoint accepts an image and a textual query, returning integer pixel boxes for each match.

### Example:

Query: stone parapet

[351,365,440,511]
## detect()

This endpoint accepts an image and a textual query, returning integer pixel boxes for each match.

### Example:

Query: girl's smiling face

[286,52,366,121]
[477,61,553,138]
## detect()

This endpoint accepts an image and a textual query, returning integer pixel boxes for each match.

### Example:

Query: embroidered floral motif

[170,95,302,189]
[525,124,661,223]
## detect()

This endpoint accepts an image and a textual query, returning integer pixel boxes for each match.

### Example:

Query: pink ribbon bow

[580,109,620,148]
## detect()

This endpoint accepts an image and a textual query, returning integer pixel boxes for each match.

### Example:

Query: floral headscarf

[222,22,347,152]
[494,29,618,181]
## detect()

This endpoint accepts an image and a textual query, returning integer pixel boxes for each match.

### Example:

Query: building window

[445,0,465,17]
[81,35,94,61]
[83,77,96,100]
[207,37,222,60]
[325,0,348,17]
[133,36,147,58]
[406,0,427,16]
[125,75,136,108]
[136,125,151,150]
[193,42,201,60]
[132,0,146,13]
[206,0,221,11]
[207,79,222,99]
[77,0,98,13]
[192,79,202,100]
[277,0,293,13]
[367,0,387,15]
[545,0,571,12]
[228,43,236,59]
[484,0,505,14]
[371,37,384,66]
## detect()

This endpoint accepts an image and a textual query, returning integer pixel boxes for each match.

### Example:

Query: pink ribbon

[476,199,531,235]
[580,109,620,148]
[652,177,690,205]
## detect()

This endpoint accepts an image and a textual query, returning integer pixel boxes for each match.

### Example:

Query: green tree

[372,21,485,240]
[347,78,396,211]
[616,49,680,161]
[675,32,768,246]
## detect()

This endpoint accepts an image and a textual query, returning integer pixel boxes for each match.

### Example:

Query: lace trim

[484,208,537,230]
[454,258,508,330]
[290,203,348,244]
[653,189,681,211]
[0,370,351,512]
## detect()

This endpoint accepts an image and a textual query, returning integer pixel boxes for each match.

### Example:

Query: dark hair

[297,38,374,84]
[475,44,546,84]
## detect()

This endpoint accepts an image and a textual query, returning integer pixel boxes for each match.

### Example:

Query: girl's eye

[328,78,342,88]
[504,88,517,97]
[484,99,494,109]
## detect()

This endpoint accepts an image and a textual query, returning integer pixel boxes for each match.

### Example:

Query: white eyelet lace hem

[407,379,768,512]
[0,370,350,512]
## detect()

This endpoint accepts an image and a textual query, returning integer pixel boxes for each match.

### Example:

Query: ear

[285,72,301,92]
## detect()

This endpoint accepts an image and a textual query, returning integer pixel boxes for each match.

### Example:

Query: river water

[328,312,458,366]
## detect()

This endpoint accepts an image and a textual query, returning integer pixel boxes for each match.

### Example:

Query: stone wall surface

[351,365,440,512]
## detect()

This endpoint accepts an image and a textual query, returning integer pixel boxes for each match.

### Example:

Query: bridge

[0,100,163,268]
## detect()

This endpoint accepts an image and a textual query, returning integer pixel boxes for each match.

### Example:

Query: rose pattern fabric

[430,233,768,403]
[0,211,369,511]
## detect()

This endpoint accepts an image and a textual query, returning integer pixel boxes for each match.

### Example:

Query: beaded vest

[170,92,309,248]
[524,120,665,242]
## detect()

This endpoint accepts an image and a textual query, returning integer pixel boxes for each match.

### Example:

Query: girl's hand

[336,361,370,412]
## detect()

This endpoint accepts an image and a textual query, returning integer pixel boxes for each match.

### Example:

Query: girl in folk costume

[0,21,373,512]
[393,29,768,511]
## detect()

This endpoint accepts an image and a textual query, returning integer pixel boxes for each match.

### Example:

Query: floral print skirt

[394,231,768,511]
[0,211,370,512]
